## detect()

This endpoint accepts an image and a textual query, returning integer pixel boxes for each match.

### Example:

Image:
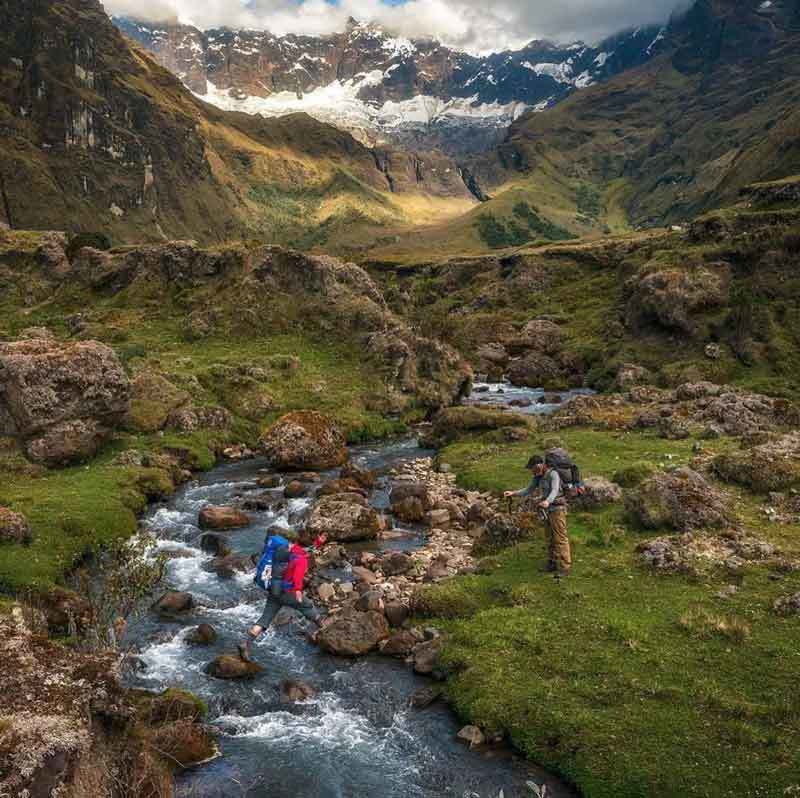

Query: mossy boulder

[422,407,534,448]
[141,688,208,725]
[626,265,729,334]
[714,433,800,493]
[625,468,730,531]
[0,338,130,466]
[260,411,347,471]
[127,371,191,433]
[149,720,216,767]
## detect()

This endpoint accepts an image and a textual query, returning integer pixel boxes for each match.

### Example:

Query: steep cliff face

[0,0,475,245]
[114,16,667,155]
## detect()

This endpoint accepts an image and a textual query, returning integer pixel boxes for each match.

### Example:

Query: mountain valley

[1,1,800,797]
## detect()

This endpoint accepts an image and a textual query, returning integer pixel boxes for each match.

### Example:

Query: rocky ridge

[115,16,667,155]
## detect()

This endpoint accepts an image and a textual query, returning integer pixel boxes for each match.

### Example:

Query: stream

[124,397,577,798]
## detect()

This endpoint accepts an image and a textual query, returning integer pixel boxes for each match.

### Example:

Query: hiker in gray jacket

[504,454,571,577]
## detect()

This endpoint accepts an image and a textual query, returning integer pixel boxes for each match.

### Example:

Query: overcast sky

[102,0,689,53]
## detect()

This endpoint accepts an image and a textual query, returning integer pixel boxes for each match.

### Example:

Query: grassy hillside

[0,232,469,591]
[367,182,800,398]
[363,0,800,264]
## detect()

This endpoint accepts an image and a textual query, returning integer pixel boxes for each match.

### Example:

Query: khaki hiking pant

[546,508,571,573]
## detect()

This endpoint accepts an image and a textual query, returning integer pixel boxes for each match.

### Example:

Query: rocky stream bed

[124,403,577,798]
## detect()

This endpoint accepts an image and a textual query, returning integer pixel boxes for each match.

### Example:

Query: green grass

[424,428,800,798]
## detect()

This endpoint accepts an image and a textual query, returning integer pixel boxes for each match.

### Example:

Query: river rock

[391,482,431,508]
[284,480,308,499]
[379,629,421,657]
[280,678,316,702]
[273,607,305,628]
[413,637,444,676]
[352,566,379,585]
[206,655,263,680]
[153,591,195,616]
[260,411,347,471]
[206,553,255,579]
[317,583,336,602]
[186,624,217,645]
[457,726,485,747]
[257,474,281,488]
[319,478,367,497]
[422,406,534,448]
[306,495,382,542]
[0,338,130,466]
[340,461,377,490]
[410,686,443,709]
[391,496,426,522]
[507,352,562,389]
[385,602,410,628]
[381,551,413,576]
[198,505,252,530]
[424,554,451,582]
[0,508,31,545]
[426,509,451,528]
[316,608,390,657]
[199,533,231,557]
[355,590,385,613]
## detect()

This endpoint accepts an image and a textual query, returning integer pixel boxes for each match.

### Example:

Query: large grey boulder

[316,608,390,656]
[260,411,347,470]
[0,338,130,466]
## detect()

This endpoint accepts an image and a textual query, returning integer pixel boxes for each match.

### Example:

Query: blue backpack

[254,534,290,591]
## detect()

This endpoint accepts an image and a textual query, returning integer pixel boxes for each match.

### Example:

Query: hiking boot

[237,640,253,662]
[554,569,571,581]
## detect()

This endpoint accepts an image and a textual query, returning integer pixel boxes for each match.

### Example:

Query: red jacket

[281,538,324,593]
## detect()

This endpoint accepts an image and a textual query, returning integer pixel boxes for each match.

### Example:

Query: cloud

[101,0,688,53]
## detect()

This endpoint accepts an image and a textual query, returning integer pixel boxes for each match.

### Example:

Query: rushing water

[124,437,576,798]
[465,382,595,416]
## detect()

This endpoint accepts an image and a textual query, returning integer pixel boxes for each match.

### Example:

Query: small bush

[613,461,657,488]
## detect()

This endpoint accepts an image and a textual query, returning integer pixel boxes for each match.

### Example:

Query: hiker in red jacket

[239,532,326,662]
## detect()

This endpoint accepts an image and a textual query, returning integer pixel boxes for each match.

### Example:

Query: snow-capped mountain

[114,16,670,155]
